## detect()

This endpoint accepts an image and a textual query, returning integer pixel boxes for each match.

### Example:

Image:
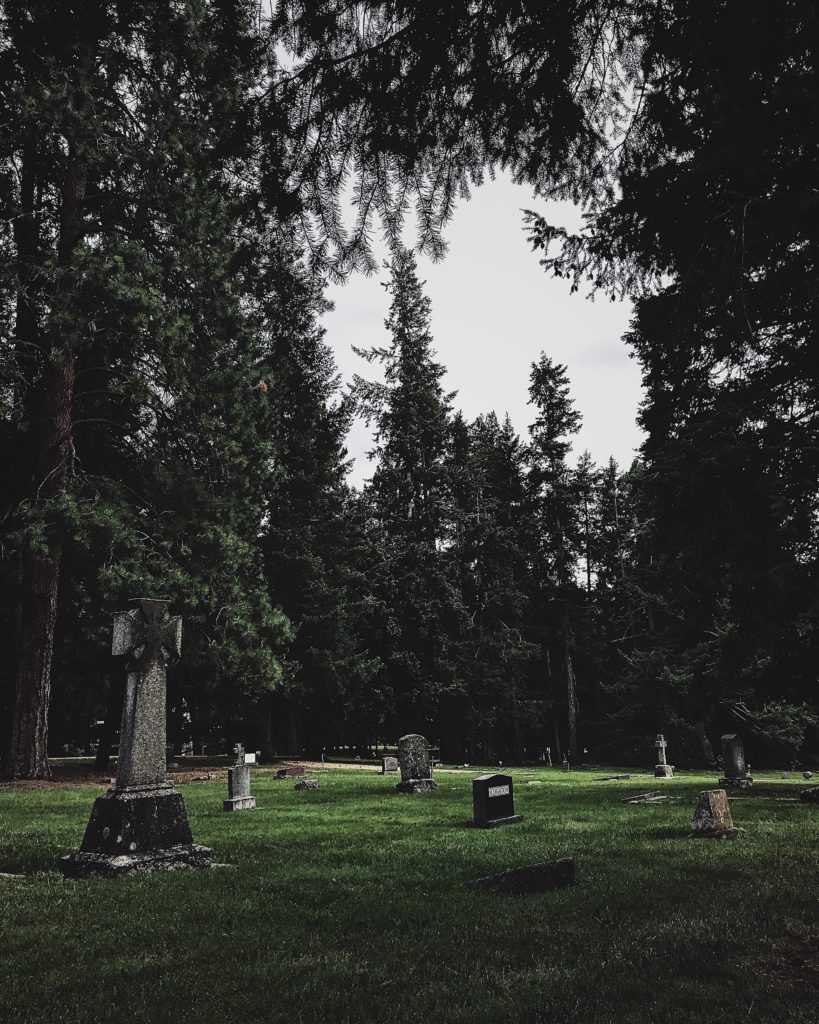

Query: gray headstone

[224,763,256,811]
[58,600,212,876]
[381,756,399,774]
[690,789,742,839]
[719,734,753,787]
[294,778,319,790]
[396,734,437,793]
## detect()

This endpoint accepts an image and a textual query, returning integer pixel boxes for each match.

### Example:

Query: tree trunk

[564,615,578,761]
[10,137,88,779]
[94,673,125,773]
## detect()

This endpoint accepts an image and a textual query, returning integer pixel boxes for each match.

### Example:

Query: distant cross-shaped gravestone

[58,599,212,877]
[224,742,256,811]
[654,734,674,778]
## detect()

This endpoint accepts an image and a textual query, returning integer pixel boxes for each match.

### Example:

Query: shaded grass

[0,768,817,1024]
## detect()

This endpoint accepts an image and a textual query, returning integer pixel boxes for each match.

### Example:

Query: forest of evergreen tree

[1,1,817,778]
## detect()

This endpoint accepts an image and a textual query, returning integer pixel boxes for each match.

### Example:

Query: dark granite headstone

[718,734,753,788]
[58,600,212,877]
[471,773,522,828]
[396,734,437,794]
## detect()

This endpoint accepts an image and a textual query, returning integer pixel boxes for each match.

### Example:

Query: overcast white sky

[323,172,643,488]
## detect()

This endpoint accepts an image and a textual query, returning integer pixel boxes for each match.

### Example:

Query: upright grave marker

[471,773,522,827]
[59,599,212,877]
[719,734,753,788]
[395,734,437,793]
[654,734,674,778]
[223,743,256,811]
[690,789,743,839]
[381,756,399,775]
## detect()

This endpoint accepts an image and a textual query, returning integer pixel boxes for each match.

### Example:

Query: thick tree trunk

[10,139,88,779]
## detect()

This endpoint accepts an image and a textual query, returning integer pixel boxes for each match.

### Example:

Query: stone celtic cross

[112,598,182,791]
[655,734,668,765]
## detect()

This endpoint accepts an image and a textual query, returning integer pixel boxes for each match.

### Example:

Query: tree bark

[564,614,578,761]
[10,136,88,778]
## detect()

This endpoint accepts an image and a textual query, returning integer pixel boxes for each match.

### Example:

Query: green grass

[1,768,816,1024]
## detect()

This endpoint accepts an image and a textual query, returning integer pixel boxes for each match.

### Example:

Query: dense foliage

[1,0,816,775]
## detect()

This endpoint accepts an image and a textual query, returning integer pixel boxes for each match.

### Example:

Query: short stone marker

[395,733,437,793]
[469,857,575,894]
[803,770,814,780]
[223,743,256,812]
[381,756,399,774]
[800,786,819,804]
[718,734,753,788]
[58,599,212,877]
[654,734,674,778]
[621,791,667,804]
[690,789,743,839]
[294,778,318,790]
[276,765,305,779]
[471,773,522,828]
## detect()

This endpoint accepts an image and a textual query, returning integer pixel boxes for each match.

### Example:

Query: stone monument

[381,756,399,775]
[718,734,753,788]
[471,773,522,828]
[654,734,674,778]
[223,743,256,811]
[395,733,437,793]
[58,599,212,877]
[690,789,742,839]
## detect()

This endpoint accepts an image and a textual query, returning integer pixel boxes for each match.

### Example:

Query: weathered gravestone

[654,734,674,778]
[395,734,437,793]
[294,778,319,790]
[381,756,399,775]
[59,599,212,877]
[719,734,753,788]
[276,765,305,779]
[690,789,743,839]
[223,743,256,811]
[471,773,522,828]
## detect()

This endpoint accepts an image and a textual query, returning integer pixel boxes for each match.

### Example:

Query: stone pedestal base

[470,814,523,829]
[654,764,674,778]
[57,784,212,877]
[223,796,256,811]
[59,844,213,877]
[718,777,753,788]
[395,778,438,794]
[688,827,744,841]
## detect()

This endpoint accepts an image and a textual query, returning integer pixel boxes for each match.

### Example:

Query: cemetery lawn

[1,768,817,1024]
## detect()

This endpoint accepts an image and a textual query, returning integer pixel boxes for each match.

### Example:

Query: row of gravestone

[55,602,816,878]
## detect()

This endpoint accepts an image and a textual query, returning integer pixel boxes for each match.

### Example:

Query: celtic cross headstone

[58,599,212,877]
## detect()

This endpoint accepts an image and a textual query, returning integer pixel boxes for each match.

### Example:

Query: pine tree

[353,250,460,736]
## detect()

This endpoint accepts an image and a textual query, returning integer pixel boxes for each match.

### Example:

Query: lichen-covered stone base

[395,778,438,794]
[718,777,754,788]
[58,844,212,878]
[294,779,319,790]
[654,764,674,778]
